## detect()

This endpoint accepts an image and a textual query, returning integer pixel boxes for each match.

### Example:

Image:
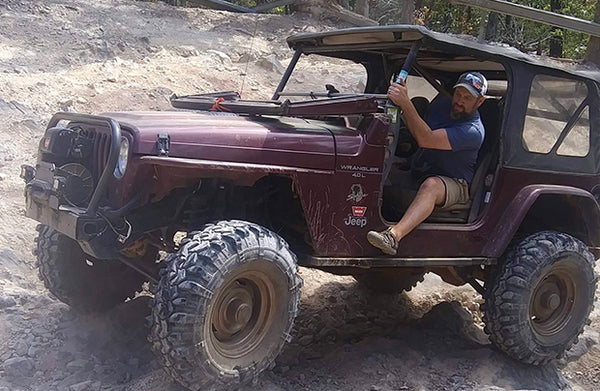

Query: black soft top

[287,25,600,83]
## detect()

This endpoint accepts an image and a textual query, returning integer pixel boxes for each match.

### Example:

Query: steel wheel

[208,270,277,361]
[529,260,586,345]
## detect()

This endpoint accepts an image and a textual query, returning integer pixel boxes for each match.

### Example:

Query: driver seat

[426,98,502,223]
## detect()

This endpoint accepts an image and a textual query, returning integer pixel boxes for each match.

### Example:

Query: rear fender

[484,185,600,257]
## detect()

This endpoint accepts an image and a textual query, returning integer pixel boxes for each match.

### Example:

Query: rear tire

[148,220,302,391]
[483,231,597,365]
[354,269,425,294]
[35,224,149,312]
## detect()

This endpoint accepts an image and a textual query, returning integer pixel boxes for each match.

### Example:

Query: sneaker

[367,228,398,255]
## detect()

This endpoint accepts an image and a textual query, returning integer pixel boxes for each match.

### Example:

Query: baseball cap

[454,72,488,98]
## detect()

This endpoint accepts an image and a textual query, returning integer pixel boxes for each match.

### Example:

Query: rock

[59,98,74,107]
[14,341,28,356]
[27,344,41,357]
[66,359,90,372]
[76,97,88,104]
[1,356,35,378]
[0,295,16,308]
[176,45,199,58]
[10,100,29,114]
[258,54,286,74]
[69,380,95,391]
[298,335,314,346]
[207,49,231,64]
[420,301,489,345]
[558,327,599,365]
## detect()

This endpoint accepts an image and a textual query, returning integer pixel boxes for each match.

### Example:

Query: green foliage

[367,0,599,60]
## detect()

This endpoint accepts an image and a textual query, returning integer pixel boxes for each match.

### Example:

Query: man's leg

[389,176,446,241]
[367,176,446,255]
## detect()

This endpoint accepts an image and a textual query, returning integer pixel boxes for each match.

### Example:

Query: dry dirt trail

[0,1,599,390]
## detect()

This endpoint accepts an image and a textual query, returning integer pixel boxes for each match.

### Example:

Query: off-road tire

[148,220,302,391]
[35,224,149,312]
[483,231,597,365]
[354,269,425,294]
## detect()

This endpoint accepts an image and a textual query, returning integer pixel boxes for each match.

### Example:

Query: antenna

[239,16,260,99]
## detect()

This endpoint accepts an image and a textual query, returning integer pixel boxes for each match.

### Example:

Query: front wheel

[149,220,302,391]
[483,231,597,365]
[35,224,149,312]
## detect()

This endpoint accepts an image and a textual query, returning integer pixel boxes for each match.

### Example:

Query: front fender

[483,184,600,257]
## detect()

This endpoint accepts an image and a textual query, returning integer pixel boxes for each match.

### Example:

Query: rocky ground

[0,0,599,390]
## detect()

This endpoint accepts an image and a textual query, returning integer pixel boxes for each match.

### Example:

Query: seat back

[427,98,503,223]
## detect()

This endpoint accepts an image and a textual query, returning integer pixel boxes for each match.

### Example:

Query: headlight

[113,137,129,179]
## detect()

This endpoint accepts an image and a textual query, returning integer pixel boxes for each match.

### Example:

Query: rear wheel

[483,231,597,365]
[354,269,425,294]
[35,224,149,312]
[149,220,302,390]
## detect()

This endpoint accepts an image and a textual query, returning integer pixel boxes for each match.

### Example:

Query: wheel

[35,224,149,312]
[149,220,302,391]
[354,269,425,294]
[483,231,597,365]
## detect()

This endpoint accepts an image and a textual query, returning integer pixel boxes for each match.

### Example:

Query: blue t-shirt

[413,96,485,183]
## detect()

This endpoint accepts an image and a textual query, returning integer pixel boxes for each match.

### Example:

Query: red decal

[352,206,367,217]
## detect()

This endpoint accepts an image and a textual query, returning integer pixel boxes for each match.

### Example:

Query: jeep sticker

[347,184,368,203]
[344,214,367,227]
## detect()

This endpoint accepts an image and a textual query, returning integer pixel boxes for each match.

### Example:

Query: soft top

[287,25,600,83]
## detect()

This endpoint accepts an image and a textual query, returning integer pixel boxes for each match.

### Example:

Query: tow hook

[20,164,35,183]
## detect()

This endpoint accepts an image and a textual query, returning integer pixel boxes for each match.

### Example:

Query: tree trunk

[549,0,564,58]
[586,1,600,66]
[398,0,415,24]
[293,0,377,26]
[355,0,369,18]
[485,12,500,41]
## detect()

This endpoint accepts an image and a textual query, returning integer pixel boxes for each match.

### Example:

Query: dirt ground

[0,1,599,390]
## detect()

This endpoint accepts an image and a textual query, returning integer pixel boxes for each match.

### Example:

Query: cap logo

[465,73,483,89]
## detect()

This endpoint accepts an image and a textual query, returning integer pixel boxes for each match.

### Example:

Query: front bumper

[23,113,124,259]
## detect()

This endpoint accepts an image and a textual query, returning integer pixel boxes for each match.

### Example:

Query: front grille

[92,131,111,181]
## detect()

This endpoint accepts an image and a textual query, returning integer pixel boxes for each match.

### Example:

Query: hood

[104,111,337,171]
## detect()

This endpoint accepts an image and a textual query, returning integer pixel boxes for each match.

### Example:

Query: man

[367,72,487,255]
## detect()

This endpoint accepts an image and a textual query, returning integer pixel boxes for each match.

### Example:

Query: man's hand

[388,82,411,108]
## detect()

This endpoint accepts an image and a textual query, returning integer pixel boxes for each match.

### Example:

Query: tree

[586,0,600,65]
[292,0,377,26]
[398,0,415,24]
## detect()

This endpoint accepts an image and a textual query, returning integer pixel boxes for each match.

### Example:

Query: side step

[298,255,496,268]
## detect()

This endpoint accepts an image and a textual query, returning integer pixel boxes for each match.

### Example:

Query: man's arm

[388,83,451,151]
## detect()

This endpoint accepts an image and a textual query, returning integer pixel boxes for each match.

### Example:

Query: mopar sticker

[347,184,368,203]
[352,206,367,217]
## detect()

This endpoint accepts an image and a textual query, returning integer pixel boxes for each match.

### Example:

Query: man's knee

[418,176,446,204]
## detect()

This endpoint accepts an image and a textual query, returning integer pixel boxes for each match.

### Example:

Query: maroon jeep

[22,25,599,390]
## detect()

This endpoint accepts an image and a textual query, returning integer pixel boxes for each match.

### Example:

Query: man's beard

[451,105,475,121]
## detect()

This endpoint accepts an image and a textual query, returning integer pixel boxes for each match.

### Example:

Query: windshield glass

[280,54,367,100]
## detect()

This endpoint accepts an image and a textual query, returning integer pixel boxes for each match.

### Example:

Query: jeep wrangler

[22,25,599,390]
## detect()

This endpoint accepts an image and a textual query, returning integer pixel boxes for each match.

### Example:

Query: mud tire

[35,224,148,312]
[354,269,425,294]
[483,231,597,365]
[148,220,302,391]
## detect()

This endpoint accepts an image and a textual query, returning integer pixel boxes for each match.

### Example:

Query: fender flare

[483,184,600,257]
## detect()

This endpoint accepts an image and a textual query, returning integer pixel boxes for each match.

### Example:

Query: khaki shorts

[436,176,470,210]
